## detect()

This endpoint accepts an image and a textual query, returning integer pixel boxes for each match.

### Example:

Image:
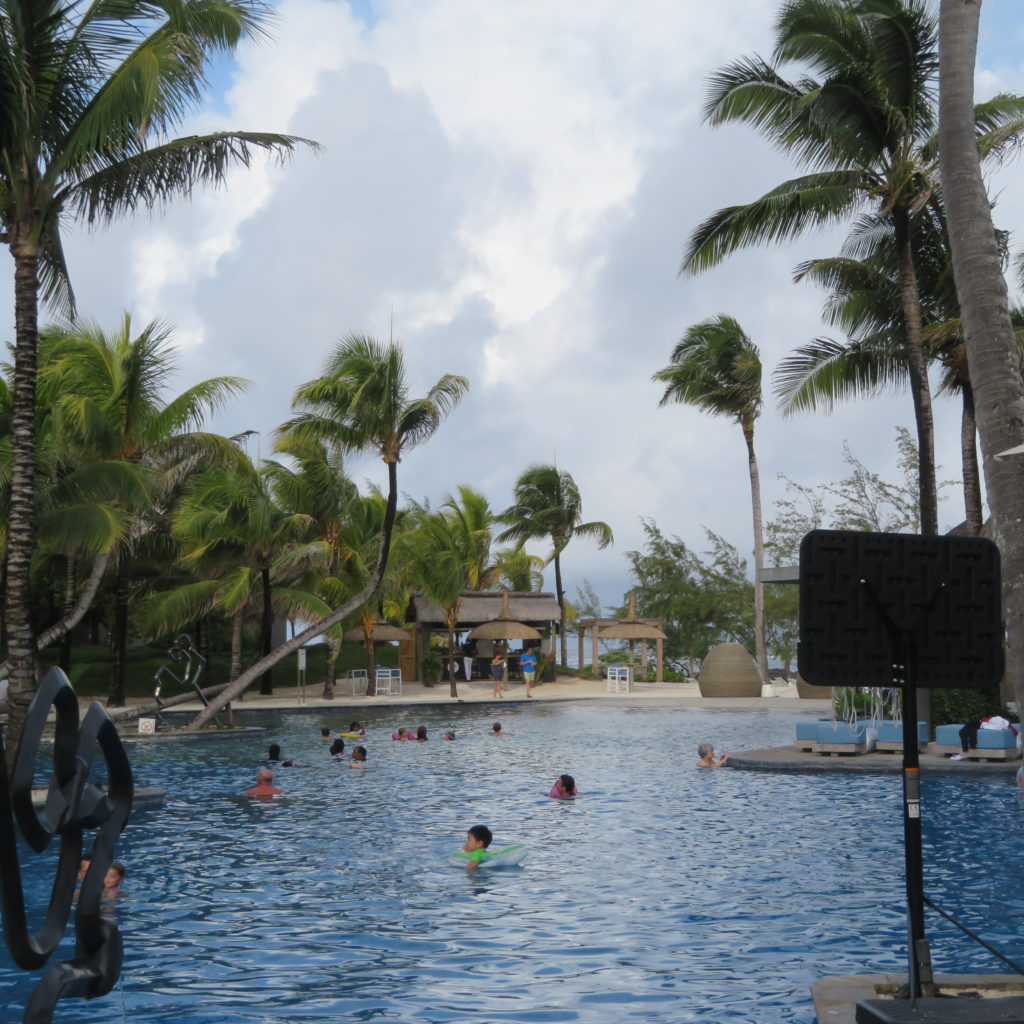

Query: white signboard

[138,717,156,734]
[297,648,307,670]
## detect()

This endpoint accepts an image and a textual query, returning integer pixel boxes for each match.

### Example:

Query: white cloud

[1,0,1018,610]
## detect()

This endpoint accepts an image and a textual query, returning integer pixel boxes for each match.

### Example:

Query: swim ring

[449,845,527,869]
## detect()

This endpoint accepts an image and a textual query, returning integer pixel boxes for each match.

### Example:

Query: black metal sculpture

[0,667,133,1023]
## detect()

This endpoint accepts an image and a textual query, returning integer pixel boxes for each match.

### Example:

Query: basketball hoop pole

[862,581,940,1002]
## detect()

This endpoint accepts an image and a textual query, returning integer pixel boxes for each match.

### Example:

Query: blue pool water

[2,703,1023,1023]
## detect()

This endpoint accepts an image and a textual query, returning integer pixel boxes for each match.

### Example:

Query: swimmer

[349,746,367,768]
[415,726,428,742]
[461,824,493,871]
[549,774,578,798]
[392,727,409,740]
[77,855,91,881]
[329,738,347,761]
[443,730,456,741]
[348,721,366,736]
[491,722,508,738]
[696,743,729,767]
[245,769,282,799]
[320,727,332,741]
[491,651,505,698]
[267,743,297,766]
[103,861,126,895]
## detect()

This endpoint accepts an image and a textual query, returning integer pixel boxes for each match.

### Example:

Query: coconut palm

[185,334,469,728]
[402,487,502,697]
[42,315,247,704]
[939,0,1024,712]
[682,0,1024,538]
[497,466,613,667]
[653,314,769,686]
[0,0,313,749]
[773,207,1010,534]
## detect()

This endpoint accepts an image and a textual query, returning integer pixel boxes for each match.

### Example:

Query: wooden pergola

[576,616,665,681]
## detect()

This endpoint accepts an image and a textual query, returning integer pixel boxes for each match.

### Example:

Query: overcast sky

[7,0,1024,613]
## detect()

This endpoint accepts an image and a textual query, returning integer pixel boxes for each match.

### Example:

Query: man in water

[245,769,282,799]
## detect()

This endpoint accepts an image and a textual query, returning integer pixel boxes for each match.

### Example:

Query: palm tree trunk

[365,630,377,696]
[960,379,983,535]
[554,550,567,666]
[187,454,402,729]
[939,0,1024,712]
[892,207,939,536]
[259,565,273,695]
[5,237,41,769]
[230,610,244,680]
[108,562,129,707]
[743,422,769,686]
[324,640,339,698]
[59,555,77,675]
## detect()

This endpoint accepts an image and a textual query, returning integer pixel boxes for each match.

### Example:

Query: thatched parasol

[467,590,542,641]
[343,621,410,643]
[597,592,667,641]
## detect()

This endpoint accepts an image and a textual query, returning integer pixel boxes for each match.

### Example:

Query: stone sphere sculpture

[795,675,832,699]
[697,643,761,698]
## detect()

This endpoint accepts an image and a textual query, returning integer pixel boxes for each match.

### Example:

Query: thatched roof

[596,591,667,641]
[343,621,411,642]
[599,620,667,640]
[466,590,542,640]
[407,591,560,628]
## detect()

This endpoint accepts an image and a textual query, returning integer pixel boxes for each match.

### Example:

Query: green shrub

[420,650,443,686]
[930,687,1016,729]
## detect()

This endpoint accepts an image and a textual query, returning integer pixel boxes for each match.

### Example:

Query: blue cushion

[796,721,825,741]
[817,722,870,744]
[877,721,928,743]
[935,724,963,746]
[975,729,1018,750]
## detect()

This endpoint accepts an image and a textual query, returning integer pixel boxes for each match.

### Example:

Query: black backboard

[798,530,1003,689]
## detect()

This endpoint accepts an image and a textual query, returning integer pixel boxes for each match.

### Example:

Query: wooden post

[592,623,600,677]
[656,639,663,682]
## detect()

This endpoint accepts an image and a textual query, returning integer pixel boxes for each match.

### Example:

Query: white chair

[375,668,402,696]
[606,665,632,693]
[347,668,368,697]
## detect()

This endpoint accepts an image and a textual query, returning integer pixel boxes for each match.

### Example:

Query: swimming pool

[3,703,1023,1023]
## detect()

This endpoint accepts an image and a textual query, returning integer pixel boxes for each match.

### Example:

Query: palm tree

[43,315,247,704]
[402,487,501,697]
[653,314,769,686]
[0,0,313,751]
[939,0,1024,713]
[497,466,613,666]
[185,333,469,728]
[682,0,1024,537]
[773,207,1000,534]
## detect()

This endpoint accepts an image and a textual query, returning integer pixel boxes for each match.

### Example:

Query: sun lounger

[794,720,826,752]
[815,721,876,756]
[875,720,929,753]
[933,724,1021,761]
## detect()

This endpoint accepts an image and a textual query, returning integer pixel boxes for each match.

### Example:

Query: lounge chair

[815,721,876,756]
[875,721,928,753]
[933,724,1021,761]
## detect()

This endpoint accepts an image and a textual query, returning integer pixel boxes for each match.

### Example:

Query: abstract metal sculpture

[0,667,133,1023]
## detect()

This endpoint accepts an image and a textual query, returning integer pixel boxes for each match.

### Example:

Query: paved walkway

[136,676,821,715]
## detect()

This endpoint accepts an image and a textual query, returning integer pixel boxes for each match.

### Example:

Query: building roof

[406,592,561,627]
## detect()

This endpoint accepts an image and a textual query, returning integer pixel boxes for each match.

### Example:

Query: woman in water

[349,746,367,768]
[549,774,577,798]
[415,726,429,741]
[329,738,347,761]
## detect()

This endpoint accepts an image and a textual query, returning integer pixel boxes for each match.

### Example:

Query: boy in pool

[491,722,507,737]
[461,824,493,871]
[104,861,126,896]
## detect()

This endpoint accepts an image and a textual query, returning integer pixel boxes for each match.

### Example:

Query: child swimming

[549,774,577,798]
[460,825,493,871]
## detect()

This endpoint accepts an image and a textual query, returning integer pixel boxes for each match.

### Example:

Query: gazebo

[405,592,561,681]
[577,593,666,681]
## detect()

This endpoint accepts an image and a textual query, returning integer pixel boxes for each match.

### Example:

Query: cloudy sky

[8,0,1024,611]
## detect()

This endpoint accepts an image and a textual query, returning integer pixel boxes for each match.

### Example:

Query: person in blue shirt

[519,648,537,697]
